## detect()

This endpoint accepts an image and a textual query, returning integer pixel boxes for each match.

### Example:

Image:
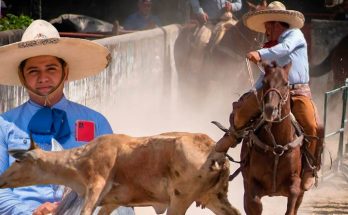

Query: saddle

[190,12,238,51]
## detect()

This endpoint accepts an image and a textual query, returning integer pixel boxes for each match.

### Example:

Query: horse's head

[261,62,291,122]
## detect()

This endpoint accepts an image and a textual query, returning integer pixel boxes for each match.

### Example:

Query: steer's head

[0,138,42,188]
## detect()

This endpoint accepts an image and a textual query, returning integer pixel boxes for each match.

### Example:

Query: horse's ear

[246,1,257,11]
[271,61,278,68]
[283,62,292,73]
[261,0,268,8]
[262,61,272,75]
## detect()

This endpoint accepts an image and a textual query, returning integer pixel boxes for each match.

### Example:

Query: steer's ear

[9,150,38,162]
[9,150,30,161]
[29,133,39,151]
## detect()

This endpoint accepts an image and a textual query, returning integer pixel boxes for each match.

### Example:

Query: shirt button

[23,139,27,144]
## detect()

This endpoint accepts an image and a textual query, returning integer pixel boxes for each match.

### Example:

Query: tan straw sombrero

[243,1,305,33]
[0,19,111,86]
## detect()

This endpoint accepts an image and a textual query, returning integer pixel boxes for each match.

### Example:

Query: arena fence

[0,24,181,115]
[322,79,348,182]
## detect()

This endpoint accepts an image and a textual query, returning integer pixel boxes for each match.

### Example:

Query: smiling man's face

[22,55,65,96]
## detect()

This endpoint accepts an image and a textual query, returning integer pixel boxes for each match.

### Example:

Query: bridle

[261,83,290,123]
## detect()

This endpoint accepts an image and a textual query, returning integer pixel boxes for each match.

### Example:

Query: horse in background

[173,1,266,106]
[241,63,305,215]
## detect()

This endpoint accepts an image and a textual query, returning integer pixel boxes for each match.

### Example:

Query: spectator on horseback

[189,0,242,24]
[0,20,134,215]
[123,0,161,30]
[215,1,323,191]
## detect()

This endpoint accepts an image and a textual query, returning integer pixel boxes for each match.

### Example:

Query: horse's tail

[55,190,84,215]
[309,52,332,77]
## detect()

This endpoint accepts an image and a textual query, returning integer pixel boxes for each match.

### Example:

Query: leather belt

[289,83,309,90]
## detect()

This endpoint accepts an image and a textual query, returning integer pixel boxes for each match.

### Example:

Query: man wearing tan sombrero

[215,1,323,191]
[0,20,134,215]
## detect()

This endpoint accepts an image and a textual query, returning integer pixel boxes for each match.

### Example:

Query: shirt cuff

[258,48,272,61]
[196,8,204,14]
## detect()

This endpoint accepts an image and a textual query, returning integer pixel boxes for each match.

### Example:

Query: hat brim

[0,37,110,86]
[243,9,305,33]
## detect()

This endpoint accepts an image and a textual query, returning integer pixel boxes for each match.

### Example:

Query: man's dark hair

[19,57,67,72]
[279,21,290,29]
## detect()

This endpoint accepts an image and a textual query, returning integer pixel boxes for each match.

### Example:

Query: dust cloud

[98,55,304,214]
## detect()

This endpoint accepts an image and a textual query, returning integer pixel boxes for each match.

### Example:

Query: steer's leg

[166,197,191,215]
[81,176,107,215]
[97,204,119,215]
[205,193,241,215]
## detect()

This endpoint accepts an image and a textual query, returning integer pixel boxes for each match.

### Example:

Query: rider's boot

[302,170,315,191]
[302,126,325,191]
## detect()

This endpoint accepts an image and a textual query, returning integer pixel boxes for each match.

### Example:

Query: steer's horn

[211,121,229,133]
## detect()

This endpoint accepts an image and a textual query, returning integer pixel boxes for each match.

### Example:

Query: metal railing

[322,79,348,181]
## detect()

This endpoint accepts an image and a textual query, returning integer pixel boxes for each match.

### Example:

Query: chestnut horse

[241,63,305,215]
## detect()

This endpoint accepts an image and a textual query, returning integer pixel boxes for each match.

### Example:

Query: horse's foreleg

[243,179,263,215]
[285,177,302,215]
[294,191,304,214]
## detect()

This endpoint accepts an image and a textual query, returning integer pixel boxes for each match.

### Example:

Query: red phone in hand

[75,120,95,142]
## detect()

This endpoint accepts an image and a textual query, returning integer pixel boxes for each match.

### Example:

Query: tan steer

[0,132,240,215]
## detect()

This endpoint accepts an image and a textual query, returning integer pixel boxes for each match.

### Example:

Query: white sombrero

[0,19,111,86]
[243,1,305,33]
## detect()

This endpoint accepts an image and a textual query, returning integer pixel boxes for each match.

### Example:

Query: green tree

[0,14,33,31]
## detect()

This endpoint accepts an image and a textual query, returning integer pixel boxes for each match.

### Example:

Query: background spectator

[123,0,161,30]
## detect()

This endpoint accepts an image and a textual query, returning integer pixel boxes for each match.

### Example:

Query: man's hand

[225,2,232,12]
[144,20,157,29]
[197,12,209,24]
[33,202,59,215]
[246,51,261,64]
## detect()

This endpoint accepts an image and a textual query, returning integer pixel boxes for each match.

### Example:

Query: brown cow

[0,132,240,215]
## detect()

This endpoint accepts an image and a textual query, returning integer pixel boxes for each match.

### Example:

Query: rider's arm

[258,29,306,61]
[229,0,242,12]
[0,120,32,215]
[189,0,204,15]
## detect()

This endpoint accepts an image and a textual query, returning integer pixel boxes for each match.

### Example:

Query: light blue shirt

[189,0,242,20]
[255,28,309,89]
[0,96,113,214]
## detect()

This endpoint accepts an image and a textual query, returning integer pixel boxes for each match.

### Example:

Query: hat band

[18,38,59,49]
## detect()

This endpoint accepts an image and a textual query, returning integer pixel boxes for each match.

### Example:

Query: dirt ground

[299,173,348,214]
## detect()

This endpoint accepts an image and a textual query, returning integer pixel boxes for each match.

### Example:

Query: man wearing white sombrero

[0,20,134,215]
[215,1,322,191]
